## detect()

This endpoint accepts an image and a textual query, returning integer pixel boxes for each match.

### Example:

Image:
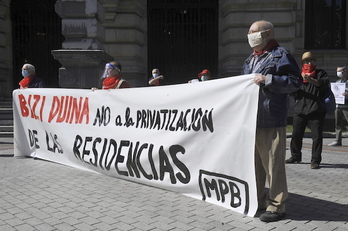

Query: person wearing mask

[198,69,211,81]
[100,61,130,89]
[328,66,348,146]
[242,20,302,222]
[149,68,164,86]
[286,52,330,169]
[188,69,211,83]
[19,64,45,88]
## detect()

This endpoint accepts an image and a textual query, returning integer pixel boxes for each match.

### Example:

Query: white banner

[13,74,259,217]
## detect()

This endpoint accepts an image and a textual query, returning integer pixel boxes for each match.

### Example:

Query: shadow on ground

[286,192,348,222]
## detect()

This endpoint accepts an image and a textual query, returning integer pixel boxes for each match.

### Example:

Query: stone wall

[0,0,12,99]
[219,0,348,80]
[219,0,298,77]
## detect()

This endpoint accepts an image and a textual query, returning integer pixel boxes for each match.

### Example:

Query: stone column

[52,0,112,88]
[102,0,147,87]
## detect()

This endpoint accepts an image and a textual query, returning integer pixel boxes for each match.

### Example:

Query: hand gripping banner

[13,74,259,216]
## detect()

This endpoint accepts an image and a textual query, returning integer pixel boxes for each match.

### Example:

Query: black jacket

[293,69,329,116]
[29,76,45,88]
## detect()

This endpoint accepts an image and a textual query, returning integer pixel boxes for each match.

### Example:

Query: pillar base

[51,50,113,88]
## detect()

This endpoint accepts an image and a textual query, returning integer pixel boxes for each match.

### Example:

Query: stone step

[0,131,13,138]
[0,99,13,137]
[0,100,12,107]
[0,125,13,132]
[0,111,13,120]
[0,119,13,125]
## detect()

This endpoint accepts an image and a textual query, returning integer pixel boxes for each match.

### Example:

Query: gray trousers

[335,108,348,143]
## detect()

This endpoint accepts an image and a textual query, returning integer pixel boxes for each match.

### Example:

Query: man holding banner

[242,20,302,222]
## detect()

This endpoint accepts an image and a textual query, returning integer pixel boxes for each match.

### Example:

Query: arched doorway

[10,0,63,89]
[148,0,218,85]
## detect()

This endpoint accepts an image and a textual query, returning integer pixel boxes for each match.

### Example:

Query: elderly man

[328,66,348,146]
[242,20,302,222]
[19,63,45,88]
[149,68,164,86]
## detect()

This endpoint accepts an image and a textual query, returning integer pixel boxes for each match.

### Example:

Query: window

[148,0,218,85]
[305,0,346,49]
[10,0,63,88]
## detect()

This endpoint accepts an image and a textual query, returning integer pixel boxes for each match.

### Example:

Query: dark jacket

[29,76,45,88]
[293,69,330,115]
[242,46,302,128]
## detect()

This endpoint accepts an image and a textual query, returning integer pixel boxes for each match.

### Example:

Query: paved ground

[0,134,347,231]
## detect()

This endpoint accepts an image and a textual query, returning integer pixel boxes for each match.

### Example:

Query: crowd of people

[18,19,347,223]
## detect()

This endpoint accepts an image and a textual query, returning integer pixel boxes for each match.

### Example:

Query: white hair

[23,64,35,75]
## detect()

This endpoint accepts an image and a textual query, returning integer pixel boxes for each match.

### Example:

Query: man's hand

[254,74,266,85]
[302,74,311,82]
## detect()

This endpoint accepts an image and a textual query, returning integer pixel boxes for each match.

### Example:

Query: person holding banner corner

[242,20,302,222]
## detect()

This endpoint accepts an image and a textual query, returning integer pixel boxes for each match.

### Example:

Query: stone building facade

[0,0,347,99]
[0,0,13,99]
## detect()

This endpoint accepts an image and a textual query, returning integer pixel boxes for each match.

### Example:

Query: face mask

[152,74,159,78]
[337,72,343,78]
[302,64,316,73]
[247,31,265,48]
[22,70,30,77]
[201,75,209,81]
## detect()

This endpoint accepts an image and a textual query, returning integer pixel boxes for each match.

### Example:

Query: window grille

[10,0,63,88]
[148,0,218,84]
[305,0,346,49]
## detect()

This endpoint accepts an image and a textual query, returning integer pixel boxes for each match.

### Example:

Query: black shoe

[285,157,301,164]
[255,207,266,217]
[328,141,342,147]
[311,163,320,169]
[259,211,286,222]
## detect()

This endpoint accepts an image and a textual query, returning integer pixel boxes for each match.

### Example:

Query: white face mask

[201,75,209,81]
[247,31,265,48]
[337,71,343,78]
